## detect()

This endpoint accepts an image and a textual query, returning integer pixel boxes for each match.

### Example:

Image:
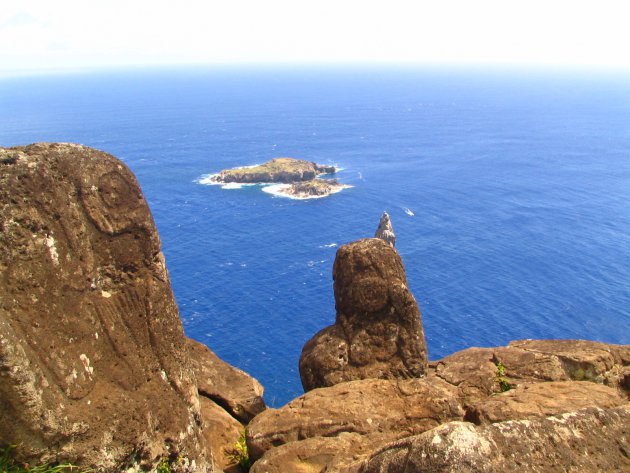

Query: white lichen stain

[431,434,443,445]
[95,332,99,339]
[444,423,492,459]
[101,290,112,298]
[45,235,59,265]
[160,370,168,382]
[80,353,94,376]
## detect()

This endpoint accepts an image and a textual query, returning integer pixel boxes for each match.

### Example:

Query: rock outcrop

[299,238,428,391]
[358,405,630,472]
[198,396,243,472]
[187,337,266,423]
[374,211,395,247]
[463,380,627,424]
[0,144,211,472]
[247,377,463,472]
[432,339,630,407]
[280,179,348,199]
[210,157,336,184]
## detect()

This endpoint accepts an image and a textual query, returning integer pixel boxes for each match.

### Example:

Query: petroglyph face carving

[0,144,207,469]
[80,168,148,236]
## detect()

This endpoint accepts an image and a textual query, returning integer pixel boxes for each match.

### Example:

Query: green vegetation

[225,430,251,471]
[0,445,86,473]
[156,459,171,473]
[495,361,512,392]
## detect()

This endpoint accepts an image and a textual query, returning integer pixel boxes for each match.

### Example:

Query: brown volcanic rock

[0,144,211,471]
[249,433,383,473]
[199,397,243,472]
[508,339,630,390]
[431,340,630,407]
[187,337,266,423]
[432,348,499,405]
[464,381,627,425]
[247,377,463,463]
[299,238,428,391]
[359,405,630,473]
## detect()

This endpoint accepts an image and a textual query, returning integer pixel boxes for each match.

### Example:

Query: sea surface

[1,66,629,406]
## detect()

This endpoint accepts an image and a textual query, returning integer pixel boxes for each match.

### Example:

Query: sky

[1,0,630,76]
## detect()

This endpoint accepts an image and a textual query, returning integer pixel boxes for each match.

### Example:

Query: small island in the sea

[206,157,351,199]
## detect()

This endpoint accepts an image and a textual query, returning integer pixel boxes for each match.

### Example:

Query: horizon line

[3,60,630,80]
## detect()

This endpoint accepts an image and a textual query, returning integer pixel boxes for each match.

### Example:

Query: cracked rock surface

[359,405,630,472]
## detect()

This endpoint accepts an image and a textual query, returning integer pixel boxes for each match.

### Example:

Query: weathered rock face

[0,144,211,471]
[431,339,630,407]
[299,238,428,391]
[359,405,630,473]
[247,377,463,467]
[374,212,395,247]
[508,339,630,389]
[198,397,242,472]
[187,337,266,423]
[249,433,381,473]
[464,381,627,424]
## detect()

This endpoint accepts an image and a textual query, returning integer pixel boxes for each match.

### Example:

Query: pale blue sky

[2,0,630,76]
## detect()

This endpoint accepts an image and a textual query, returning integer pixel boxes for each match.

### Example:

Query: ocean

[1,66,629,406]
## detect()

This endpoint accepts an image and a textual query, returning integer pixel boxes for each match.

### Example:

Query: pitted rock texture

[199,396,243,472]
[463,380,627,424]
[432,340,630,407]
[299,238,428,391]
[188,337,266,423]
[249,433,382,473]
[0,144,211,472]
[359,405,630,473]
[247,377,463,464]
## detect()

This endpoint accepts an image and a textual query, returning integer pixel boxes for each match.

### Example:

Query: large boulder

[431,340,630,407]
[198,397,243,472]
[247,377,463,468]
[249,433,382,473]
[299,238,428,391]
[187,337,266,423]
[358,405,630,472]
[464,380,628,424]
[0,144,211,471]
[507,339,630,390]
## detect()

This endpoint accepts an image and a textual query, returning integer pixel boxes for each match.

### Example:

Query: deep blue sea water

[1,67,629,406]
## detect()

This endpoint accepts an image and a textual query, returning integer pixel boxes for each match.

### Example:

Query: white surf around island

[196,171,353,200]
[196,173,270,189]
[261,182,353,200]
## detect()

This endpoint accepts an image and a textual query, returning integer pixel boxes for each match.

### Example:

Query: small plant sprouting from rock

[0,445,87,473]
[495,361,512,392]
[225,430,251,471]
[156,459,171,473]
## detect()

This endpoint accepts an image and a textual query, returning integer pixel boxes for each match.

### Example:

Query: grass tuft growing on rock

[225,430,251,471]
[495,361,512,392]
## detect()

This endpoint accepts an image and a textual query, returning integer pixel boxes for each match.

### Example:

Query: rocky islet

[1,143,629,472]
[208,157,348,199]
